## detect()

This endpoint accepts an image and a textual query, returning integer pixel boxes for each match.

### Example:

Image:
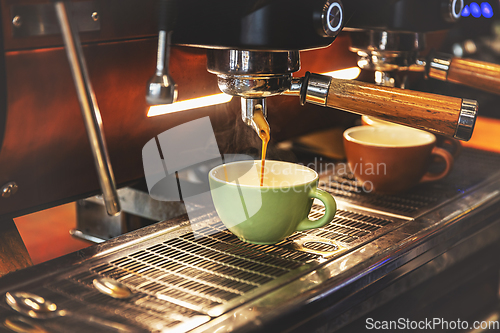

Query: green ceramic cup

[209,160,337,244]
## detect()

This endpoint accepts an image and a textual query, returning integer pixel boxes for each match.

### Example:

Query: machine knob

[315,0,343,37]
[442,0,464,22]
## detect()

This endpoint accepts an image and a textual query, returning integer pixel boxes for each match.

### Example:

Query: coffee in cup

[343,125,454,194]
[209,160,337,244]
[361,115,462,159]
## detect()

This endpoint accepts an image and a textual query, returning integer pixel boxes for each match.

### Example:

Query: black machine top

[342,0,463,32]
[171,0,342,51]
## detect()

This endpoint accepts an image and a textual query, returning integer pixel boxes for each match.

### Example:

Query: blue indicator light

[481,2,493,18]
[462,4,470,16]
[470,2,481,17]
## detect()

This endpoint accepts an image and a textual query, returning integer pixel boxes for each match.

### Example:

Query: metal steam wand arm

[54,2,120,215]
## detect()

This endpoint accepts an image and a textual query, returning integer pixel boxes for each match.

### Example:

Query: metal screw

[12,15,22,28]
[91,12,99,22]
[1,182,18,198]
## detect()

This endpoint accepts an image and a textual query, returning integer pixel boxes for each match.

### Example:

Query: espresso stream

[221,110,270,185]
[252,110,270,186]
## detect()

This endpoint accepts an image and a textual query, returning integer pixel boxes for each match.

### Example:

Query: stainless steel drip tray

[0,149,499,332]
[0,201,409,332]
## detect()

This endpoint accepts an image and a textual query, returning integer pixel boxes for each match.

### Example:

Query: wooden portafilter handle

[428,52,500,96]
[296,72,478,141]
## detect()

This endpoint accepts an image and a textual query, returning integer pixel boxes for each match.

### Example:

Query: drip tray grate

[287,205,395,244]
[4,149,498,331]
[302,241,339,252]
[88,220,323,315]
[11,206,395,332]
[74,207,398,329]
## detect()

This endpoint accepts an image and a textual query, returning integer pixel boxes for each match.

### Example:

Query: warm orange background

[462,116,500,153]
[14,203,89,265]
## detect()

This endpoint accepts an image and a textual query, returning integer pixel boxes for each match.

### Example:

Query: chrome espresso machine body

[0,1,499,332]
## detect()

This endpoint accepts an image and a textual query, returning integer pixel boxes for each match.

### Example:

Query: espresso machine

[170,0,478,141]
[0,1,499,332]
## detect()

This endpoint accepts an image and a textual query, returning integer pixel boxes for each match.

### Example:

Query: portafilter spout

[207,50,300,137]
[241,98,268,137]
[146,0,178,105]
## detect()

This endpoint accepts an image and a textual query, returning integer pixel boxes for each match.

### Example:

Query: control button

[316,0,343,37]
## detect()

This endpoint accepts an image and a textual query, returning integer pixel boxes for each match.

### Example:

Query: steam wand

[54,2,120,216]
[146,0,178,105]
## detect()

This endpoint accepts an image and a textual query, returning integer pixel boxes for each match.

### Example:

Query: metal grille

[86,224,321,317]
[319,175,440,215]
[0,280,203,332]
[82,206,392,315]
[56,275,204,330]
[0,149,498,332]
[54,206,394,331]
[319,148,500,216]
[302,241,339,252]
[286,205,394,244]
[10,150,497,331]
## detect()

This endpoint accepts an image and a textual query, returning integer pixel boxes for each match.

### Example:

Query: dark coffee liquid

[253,110,270,186]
